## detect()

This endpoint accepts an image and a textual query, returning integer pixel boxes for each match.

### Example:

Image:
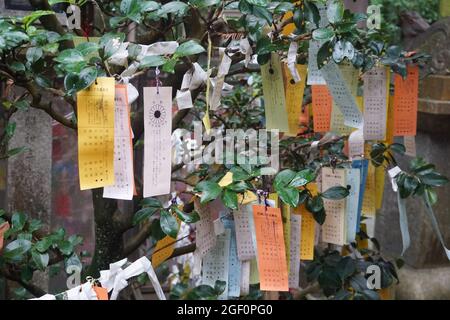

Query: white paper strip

[240,38,252,67]
[307,40,327,85]
[348,128,364,159]
[143,87,172,197]
[240,260,250,296]
[103,85,134,200]
[234,204,257,261]
[345,168,360,243]
[202,229,231,300]
[287,42,301,83]
[288,214,302,288]
[363,67,389,140]
[176,89,193,110]
[404,136,417,157]
[321,167,347,245]
[321,61,363,129]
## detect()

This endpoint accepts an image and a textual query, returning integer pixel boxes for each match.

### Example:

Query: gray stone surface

[7,107,53,291]
[396,266,450,299]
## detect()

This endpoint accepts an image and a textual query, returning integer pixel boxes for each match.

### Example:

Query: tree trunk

[87,189,124,277]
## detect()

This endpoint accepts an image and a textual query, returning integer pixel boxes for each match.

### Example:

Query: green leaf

[151,219,166,241]
[251,5,273,24]
[139,55,167,68]
[278,187,300,208]
[230,166,251,181]
[54,49,85,64]
[140,1,160,11]
[289,169,315,188]
[22,10,55,29]
[214,280,226,295]
[28,219,42,233]
[160,210,179,238]
[317,40,333,69]
[76,42,99,56]
[420,172,448,187]
[389,143,406,155]
[306,195,324,213]
[222,189,238,210]
[35,75,51,88]
[162,58,178,73]
[133,207,159,225]
[26,47,43,63]
[173,207,200,223]
[336,257,356,280]
[32,251,49,271]
[327,0,344,24]
[189,0,220,8]
[120,0,140,15]
[246,0,267,6]
[195,181,222,203]
[274,169,296,189]
[3,239,32,262]
[35,237,53,253]
[322,186,349,200]
[293,7,305,31]
[58,240,74,256]
[141,197,162,208]
[304,1,320,26]
[312,28,335,41]
[158,1,189,16]
[274,2,295,14]
[175,40,205,57]
[11,212,26,230]
[424,187,438,206]
[227,181,251,193]
[10,62,25,73]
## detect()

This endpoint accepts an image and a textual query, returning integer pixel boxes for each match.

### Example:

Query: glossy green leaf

[160,210,179,238]
[222,189,239,210]
[321,186,349,200]
[195,181,222,203]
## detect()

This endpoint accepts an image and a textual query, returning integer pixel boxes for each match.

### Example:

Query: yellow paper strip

[151,219,180,268]
[77,77,115,190]
[261,53,289,132]
[283,64,307,136]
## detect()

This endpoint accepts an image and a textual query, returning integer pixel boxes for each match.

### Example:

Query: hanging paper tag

[249,258,259,285]
[385,96,395,144]
[393,65,419,136]
[240,38,252,67]
[321,167,347,245]
[211,50,232,110]
[288,214,301,289]
[223,218,241,298]
[352,159,369,232]
[348,128,364,159]
[283,63,307,136]
[234,204,257,261]
[345,168,360,243]
[363,66,389,140]
[103,85,134,200]
[287,42,301,83]
[214,217,225,236]
[312,85,332,132]
[93,286,109,300]
[202,229,231,300]
[388,166,402,192]
[282,204,291,268]
[77,77,115,190]
[362,159,376,216]
[404,136,417,157]
[240,260,250,296]
[307,40,327,85]
[261,53,289,132]
[143,87,172,197]
[194,199,217,257]
[252,205,289,291]
[321,61,363,129]
[176,89,193,110]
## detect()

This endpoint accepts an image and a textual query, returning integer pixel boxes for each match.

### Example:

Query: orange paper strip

[312,85,332,132]
[93,286,109,300]
[252,205,289,292]
[393,66,419,136]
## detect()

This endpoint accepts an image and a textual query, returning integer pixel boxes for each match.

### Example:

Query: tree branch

[0,269,47,298]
